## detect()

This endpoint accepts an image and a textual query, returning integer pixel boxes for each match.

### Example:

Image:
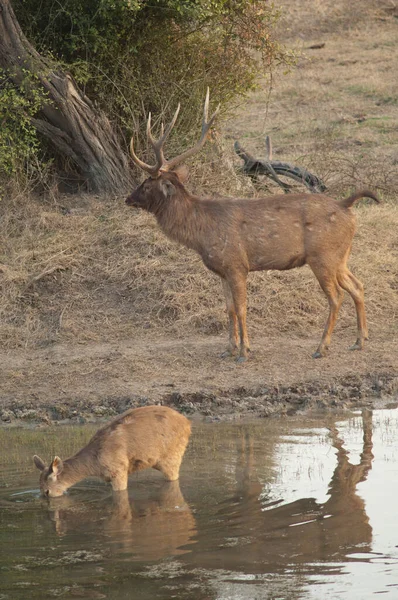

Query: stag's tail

[339,189,381,209]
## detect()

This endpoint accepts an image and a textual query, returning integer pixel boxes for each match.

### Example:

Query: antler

[129,104,180,176]
[129,88,219,177]
[164,88,220,171]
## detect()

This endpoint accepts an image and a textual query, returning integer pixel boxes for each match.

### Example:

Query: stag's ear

[173,165,189,183]
[50,456,64,476]
[33,455,46,471]
[159,178,176,199]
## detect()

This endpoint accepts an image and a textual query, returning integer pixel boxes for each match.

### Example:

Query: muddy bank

[1,372,397,426]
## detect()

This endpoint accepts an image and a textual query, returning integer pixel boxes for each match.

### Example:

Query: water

[1,407,398,599]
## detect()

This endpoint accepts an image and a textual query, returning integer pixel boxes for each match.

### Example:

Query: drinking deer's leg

[156,435,189,481]
[111,489,133,526]
[110,472,129,492]
[310,263,344,358]
[105,460,129,492]
[156,457,181,481]
[228,273,250,362]
[337,268,368,350]
[221,278,239,357]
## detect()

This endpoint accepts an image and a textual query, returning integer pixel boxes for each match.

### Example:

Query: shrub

[0,69,45,186]
[12,0,291,156]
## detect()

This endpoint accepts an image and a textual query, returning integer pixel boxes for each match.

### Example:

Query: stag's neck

[154,194,207,251]
[59,448,99,487]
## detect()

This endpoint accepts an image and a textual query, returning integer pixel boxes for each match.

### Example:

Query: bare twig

[24,265,67,292]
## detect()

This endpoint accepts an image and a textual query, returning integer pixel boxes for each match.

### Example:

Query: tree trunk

[0,0,134,193]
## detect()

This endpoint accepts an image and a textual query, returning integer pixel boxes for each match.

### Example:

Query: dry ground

[1,0,397,424]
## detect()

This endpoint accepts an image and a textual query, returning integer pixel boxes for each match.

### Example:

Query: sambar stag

[126,90,380,361]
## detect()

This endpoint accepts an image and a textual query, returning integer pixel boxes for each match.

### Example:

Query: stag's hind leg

[337,268,368,350]
[309,262,345,358]
[220,278,239,358]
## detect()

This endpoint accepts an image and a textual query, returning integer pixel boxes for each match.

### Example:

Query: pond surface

[1,407,398,599]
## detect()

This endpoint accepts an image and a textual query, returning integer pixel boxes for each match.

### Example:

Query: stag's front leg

[228,274,250,363]
[220,279,239,357]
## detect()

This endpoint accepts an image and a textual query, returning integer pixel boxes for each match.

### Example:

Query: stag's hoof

[220,348,238,359]
[235,351,250,364]
[312,350,324,359]
[236,356,248,364]
[349,341,364,351]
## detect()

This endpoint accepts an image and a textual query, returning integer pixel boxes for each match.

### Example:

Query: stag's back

[193,193,356,274]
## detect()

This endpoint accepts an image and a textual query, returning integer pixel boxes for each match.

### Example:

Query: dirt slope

[1,0,397,424]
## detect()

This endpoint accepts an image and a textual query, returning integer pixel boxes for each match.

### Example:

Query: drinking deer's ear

[33,455,46,471]
[173,165,189,183]
[51,456,64,476]
[159,178,176,199]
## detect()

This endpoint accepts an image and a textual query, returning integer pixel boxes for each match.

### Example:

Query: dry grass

[1,0,397,351]
[228,0,398,200]
[276,0,398,37]
[0,149,253,349]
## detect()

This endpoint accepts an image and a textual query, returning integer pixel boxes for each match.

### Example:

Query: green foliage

[11,0,292,165]
[0,69,45,183]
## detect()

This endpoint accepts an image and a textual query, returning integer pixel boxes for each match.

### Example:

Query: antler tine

[146,105,181,174]
[165,88,220,171]
[144,112,163,173]
[130,92,217,176]
[146,112,154,144]
[129,135,159,174]
[129,112,164,175]
[162,103,181,144]
[200,87,220,138]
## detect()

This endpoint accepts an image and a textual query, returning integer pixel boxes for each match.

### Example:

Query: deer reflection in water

[48,479,197,561]
[191,409,374,572]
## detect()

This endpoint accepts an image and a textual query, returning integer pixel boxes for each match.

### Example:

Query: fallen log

[234,136,327,193]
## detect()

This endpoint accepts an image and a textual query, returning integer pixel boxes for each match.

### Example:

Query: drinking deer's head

[33,455,67,497]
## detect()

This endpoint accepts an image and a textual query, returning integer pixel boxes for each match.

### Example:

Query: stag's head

[126,89,219,212]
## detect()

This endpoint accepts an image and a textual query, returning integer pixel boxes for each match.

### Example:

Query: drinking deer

[126,89,380,361]
[33,405,191,497]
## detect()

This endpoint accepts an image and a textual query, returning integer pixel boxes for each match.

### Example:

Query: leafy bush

[13,0,291,155]
[0,69,44,184]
